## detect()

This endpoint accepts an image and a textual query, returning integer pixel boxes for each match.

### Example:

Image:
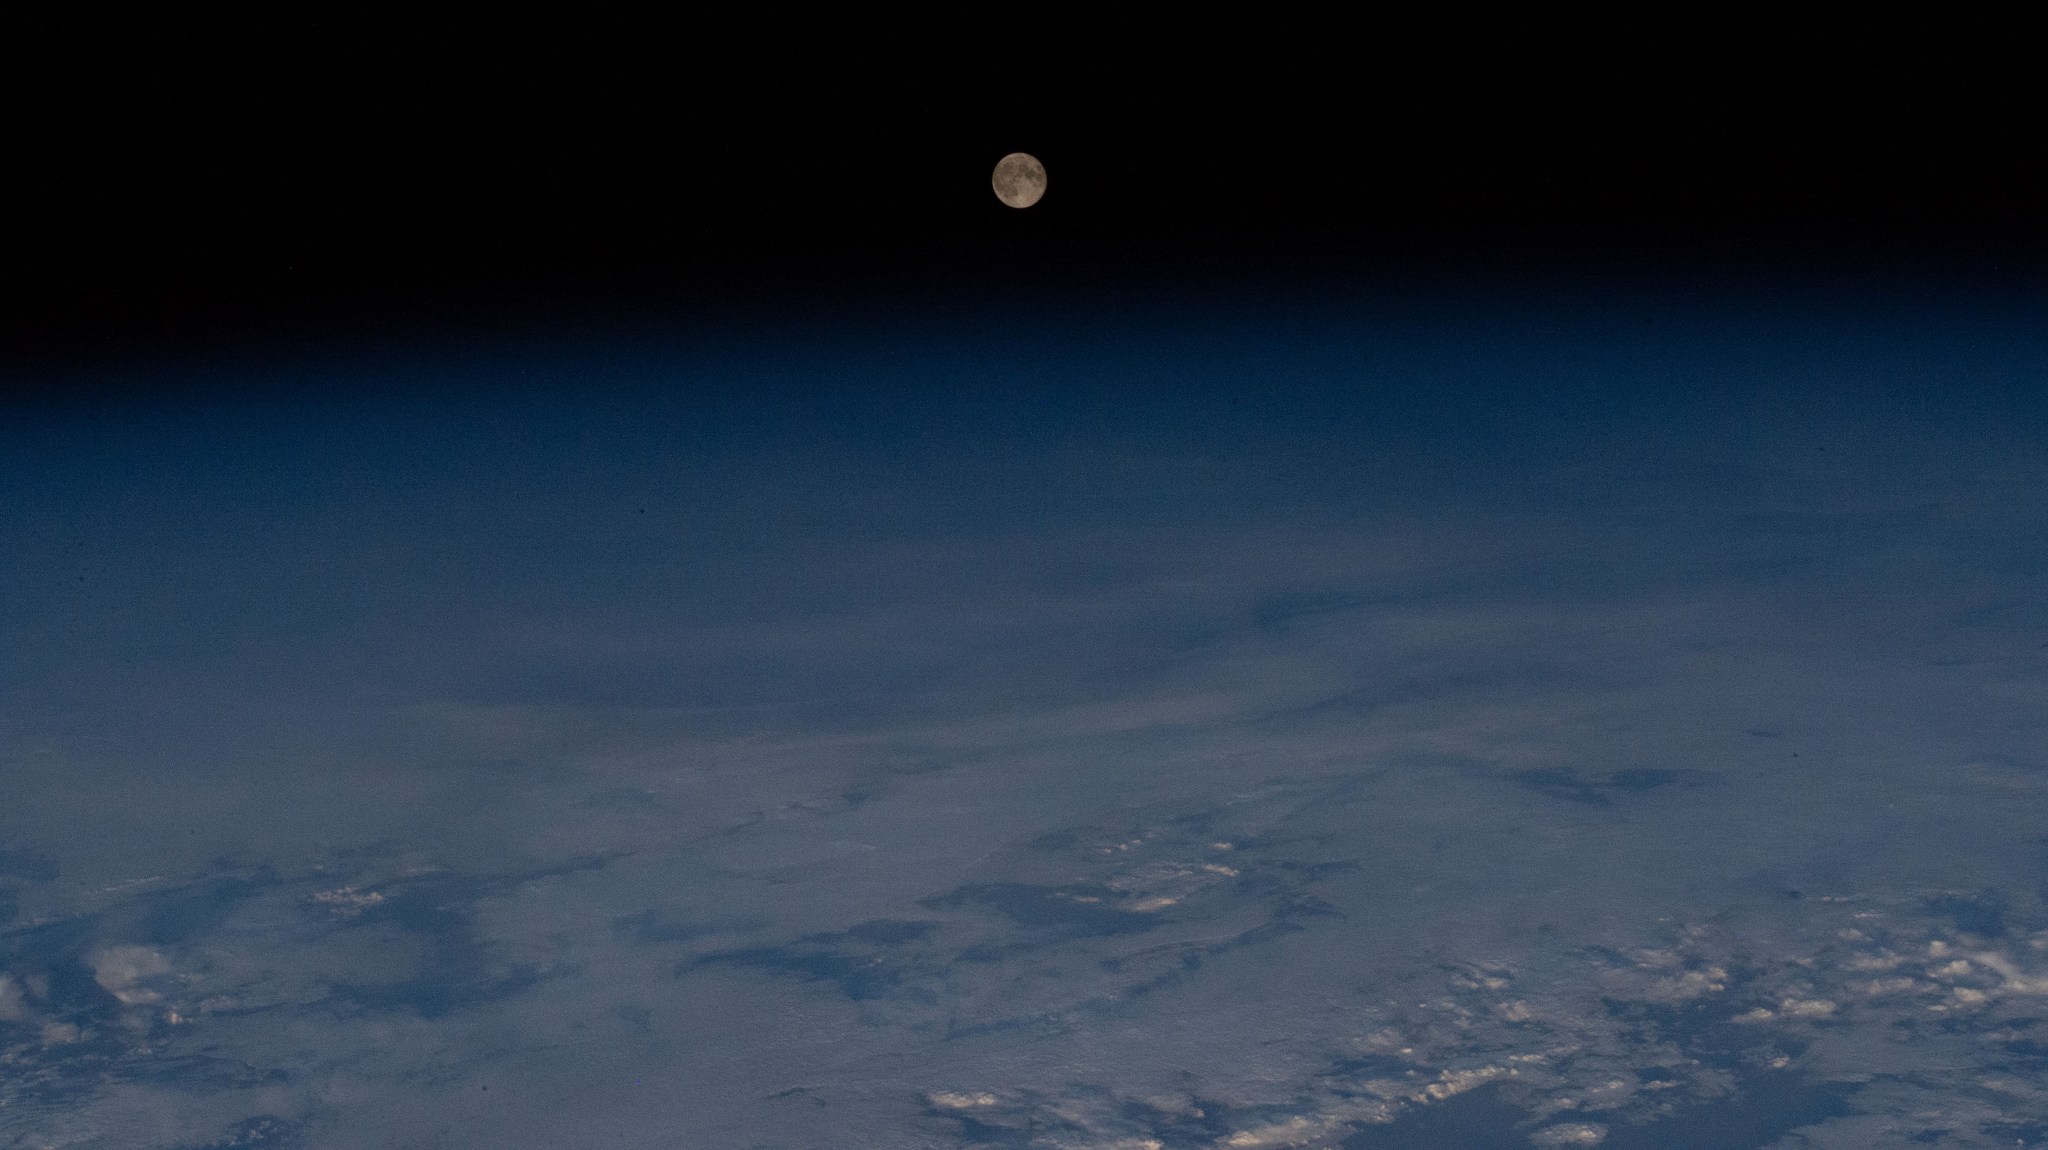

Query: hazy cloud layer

[3,298,2046,1146]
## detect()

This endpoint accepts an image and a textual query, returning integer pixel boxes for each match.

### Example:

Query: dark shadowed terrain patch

[1507,769,1612,806]
[684,919,940,1001]
[1114,1094,1235,1148]
[1596,1071,1855,1149]
[175,1113,303,1149]
[1575,987,1860,1148]
[921,883,1162,937]
[1333,1067,1853,1150]
[1984,1118,2048,1145]
[1507,768,1713,807]
[1606,769,1680,791]
[323,859,611,1019]
[1,917,112,1015]
[1928,890,2007,938]
[610,910,721,944]
[0,847,58,882]
[116,1053,292,1094]
[1993,1017,2048,1066]
[1252,591,1374,631]
[841,918,940,945]
[925,1108,1034,1148]
[135,873,277,945]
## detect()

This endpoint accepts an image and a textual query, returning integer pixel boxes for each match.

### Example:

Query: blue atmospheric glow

[3,290,2047,1147]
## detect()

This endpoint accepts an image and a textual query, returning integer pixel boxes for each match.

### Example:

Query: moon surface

[991,152,1047,208]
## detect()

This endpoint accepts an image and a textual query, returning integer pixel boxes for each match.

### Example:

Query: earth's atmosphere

[4,292,2047,1148]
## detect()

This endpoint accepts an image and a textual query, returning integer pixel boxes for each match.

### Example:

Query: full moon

[991,152,1047,208]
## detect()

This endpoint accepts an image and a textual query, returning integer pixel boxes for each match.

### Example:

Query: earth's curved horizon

[4,289,2046,1148]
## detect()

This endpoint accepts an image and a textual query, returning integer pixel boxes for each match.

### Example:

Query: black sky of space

[4,37,2044,378]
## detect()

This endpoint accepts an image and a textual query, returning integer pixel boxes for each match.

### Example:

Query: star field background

[6,34,2048,1150]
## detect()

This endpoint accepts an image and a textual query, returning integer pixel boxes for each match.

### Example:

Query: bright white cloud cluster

[86,944,170,1007]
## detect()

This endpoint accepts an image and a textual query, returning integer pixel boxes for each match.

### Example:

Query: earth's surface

[4,291,2046,1148]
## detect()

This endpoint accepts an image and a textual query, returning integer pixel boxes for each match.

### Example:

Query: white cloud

[1413,1065,1513,1103]
[1970,951,2048,995]
[1777,998,1837,1019]
[1221,1114,1340,1148]
[1531,1122,1608,1146]
[312,885,388,915]
[88,944,171,1006]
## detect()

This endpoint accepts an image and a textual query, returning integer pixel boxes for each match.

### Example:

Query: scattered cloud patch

[87,944,170,1006]
[311,885,387,916]
[1530,1122,1607,1146]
